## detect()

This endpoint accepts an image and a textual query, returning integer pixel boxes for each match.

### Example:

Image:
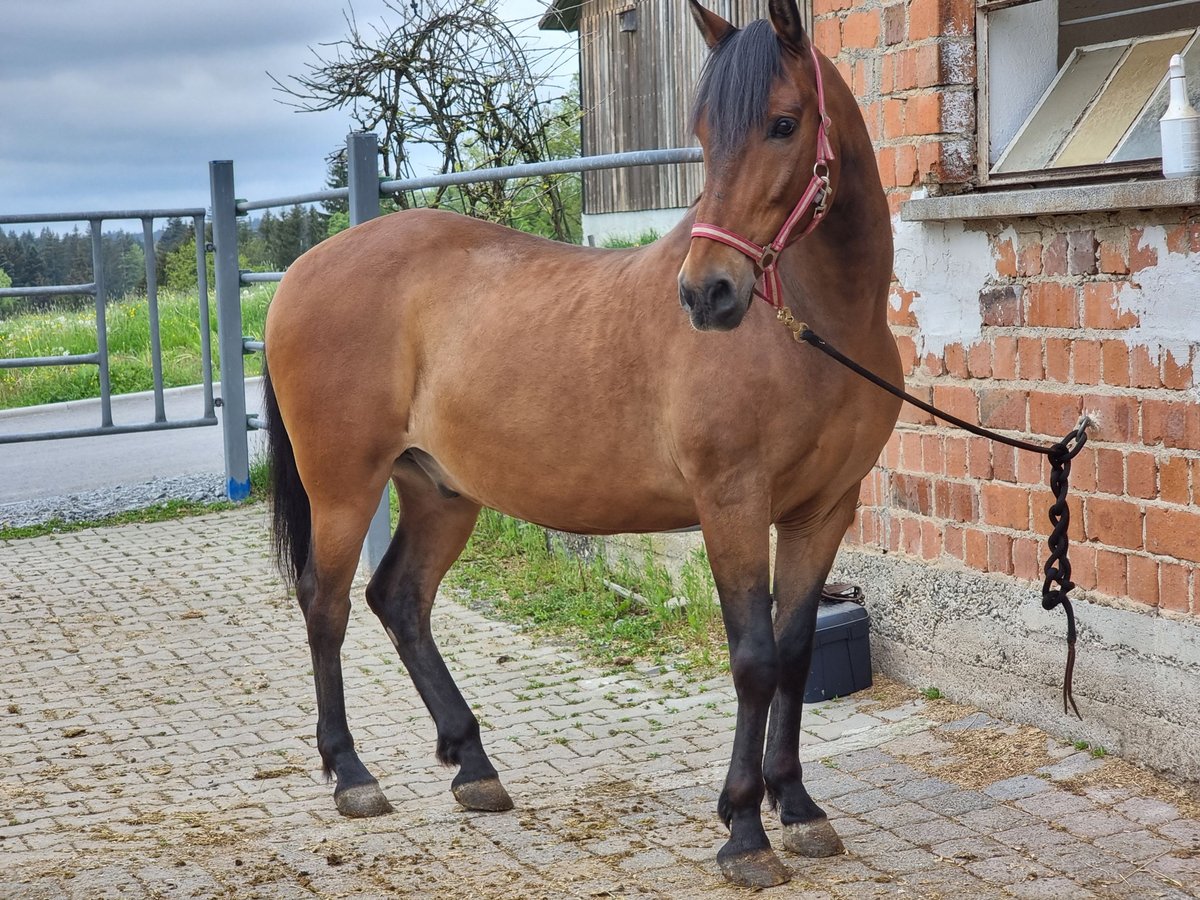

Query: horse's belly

[410,417,697,535]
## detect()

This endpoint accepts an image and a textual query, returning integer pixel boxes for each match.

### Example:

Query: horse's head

[679,0,834,331]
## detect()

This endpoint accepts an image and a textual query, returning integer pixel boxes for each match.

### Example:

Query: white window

[979,0,1200,184]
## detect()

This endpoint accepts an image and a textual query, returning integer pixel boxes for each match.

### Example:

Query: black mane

[689,19,785,159]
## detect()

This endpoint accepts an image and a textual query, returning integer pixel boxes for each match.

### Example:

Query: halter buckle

[813,163,832,215]
[758,245,779,270]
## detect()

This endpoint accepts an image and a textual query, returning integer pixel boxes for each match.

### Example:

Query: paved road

[1,506,1197,898]
[0,380,264,503]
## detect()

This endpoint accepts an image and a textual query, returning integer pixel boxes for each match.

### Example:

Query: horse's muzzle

[678,274,748,332]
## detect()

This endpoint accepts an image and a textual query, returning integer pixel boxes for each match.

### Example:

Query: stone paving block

[983,774,1054,802]
[3,507,1200,899]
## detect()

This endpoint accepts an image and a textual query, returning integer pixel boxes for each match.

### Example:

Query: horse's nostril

[679,282,698,311]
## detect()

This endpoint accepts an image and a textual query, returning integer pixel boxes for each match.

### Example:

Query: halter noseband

[690,44,834,310]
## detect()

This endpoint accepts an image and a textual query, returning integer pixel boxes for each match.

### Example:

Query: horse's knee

[730,635,778,705]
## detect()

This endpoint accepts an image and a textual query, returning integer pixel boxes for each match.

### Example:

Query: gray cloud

[0,0,573,220]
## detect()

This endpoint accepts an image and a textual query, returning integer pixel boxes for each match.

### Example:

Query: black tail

[263,361,311,587]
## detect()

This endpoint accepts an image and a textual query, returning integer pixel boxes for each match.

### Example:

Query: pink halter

[690,44,835,310]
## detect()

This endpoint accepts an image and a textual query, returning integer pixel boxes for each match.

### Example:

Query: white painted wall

[582,208,688,246]
[1118,226,1200,382]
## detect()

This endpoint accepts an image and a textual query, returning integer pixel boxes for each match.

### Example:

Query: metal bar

[242,339,265,353]
[348,132,392,575]
[90,220,113,429]
[0,353,100,369]
[379,147,704,194]
[142,218,167,423]
[237,187,349,213]
[240,271,284,283]
[246,414,264,431]
[0,417,219,445]
[194,214,215,420]
[0,207,206,226]
[0,283,95,298]
[210,160,252,501]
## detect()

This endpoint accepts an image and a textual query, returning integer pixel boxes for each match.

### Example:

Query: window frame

[976,0,1185,187]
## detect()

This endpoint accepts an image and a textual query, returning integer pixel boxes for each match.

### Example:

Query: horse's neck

[783,149,892,331]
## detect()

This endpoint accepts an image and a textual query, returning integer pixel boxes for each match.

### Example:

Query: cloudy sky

[0,0,576,221]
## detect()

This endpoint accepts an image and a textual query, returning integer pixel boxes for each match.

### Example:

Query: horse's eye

[771,117,796,138]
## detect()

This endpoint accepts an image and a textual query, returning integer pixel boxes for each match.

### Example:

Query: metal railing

[213,135,703,569]
[0,208,215,444]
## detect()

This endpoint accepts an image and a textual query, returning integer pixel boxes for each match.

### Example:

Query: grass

[445,509,726,672]
[920,686,943,700]
[0,286,272,410]
[600,230,660,249]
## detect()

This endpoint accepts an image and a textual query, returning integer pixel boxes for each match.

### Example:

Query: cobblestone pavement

[2,507,1198,899]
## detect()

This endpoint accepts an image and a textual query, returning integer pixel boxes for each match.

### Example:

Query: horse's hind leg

[300,489,395,818]
[763,488,860,857]
[365,471,513,812]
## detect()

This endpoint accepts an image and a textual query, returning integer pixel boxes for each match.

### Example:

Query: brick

[895,142,918,187]
[1018,235,1043,276]
[1042,233,1068,276]
[992,336,1018,379]
[1012,537,1041,580]
[1026,282,1079,328]
[988,531,1014,574]
[965,527,988,569]
[1129,228,1158,273]
[982,483,1031,531]
[891,473,932,514]
[1145,507,1200,563]
[1067,230,1098,276]
[1018,338,1044,380]
[1045,338,1070,383]
[943,342,968,378]
[1159,562,1192,613]
[1095,549,1128,598]
[944,523,965,560]
[932,384,977,422]
[1029,391,1082,437]
[967,341,992,378]
[1100,340,1130,387]
[1127,555,1160,606]
[1072,340,1101,385]
[1129,345,1161,389]
[968,437,992,479]
[811,15,840,56]
[993,443,1018,482]
[1142,400,1199,450]
[908,0,939,40]
[883,98,905,140]
[980,285,1021,326]
[1084,496,1143,550]
[1095,447,1124,496]
[1125,451,1157,500]
[994,237,1017,278]
[1162,348,1194,391]
[914,42,941,88]
[1071,543,1098,590]
[1081,282,1138,329]
[841,9,881,48]
[896,333,919,374]
[944,435,969,477]
[883,3,905,45]
[1098,237,1129,275]
[1159,455,1190,505]
[1081,394,1138,444]
[906,92,942,136]
[978,388,1025,430]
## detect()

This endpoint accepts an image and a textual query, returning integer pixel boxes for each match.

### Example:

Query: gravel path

[0,473,228,528]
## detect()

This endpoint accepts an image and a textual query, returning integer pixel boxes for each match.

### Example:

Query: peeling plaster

[1117,227,1200,384]
[892,212,996,357]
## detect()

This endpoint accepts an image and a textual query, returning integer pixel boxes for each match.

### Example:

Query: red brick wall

[813,0,1200,616]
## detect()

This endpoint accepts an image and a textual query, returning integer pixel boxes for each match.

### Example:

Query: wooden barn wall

[580,0,804,215]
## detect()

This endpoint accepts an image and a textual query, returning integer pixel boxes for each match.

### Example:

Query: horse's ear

[768,0,810,53]
[689,0,735,49]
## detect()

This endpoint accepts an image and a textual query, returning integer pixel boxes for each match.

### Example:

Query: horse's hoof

[718,848,791,888]
[452,777,514,812]
[334,781,394,818]
[781,818,845,857]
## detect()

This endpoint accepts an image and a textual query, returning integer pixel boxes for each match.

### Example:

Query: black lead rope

[779,311,1089,719]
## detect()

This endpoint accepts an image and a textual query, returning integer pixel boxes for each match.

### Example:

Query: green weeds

[445,509,725,673]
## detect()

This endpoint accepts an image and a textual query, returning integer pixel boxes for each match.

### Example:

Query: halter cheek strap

[690,44,834,310]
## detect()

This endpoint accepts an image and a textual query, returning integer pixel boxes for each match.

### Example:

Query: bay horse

[262,0,900,886]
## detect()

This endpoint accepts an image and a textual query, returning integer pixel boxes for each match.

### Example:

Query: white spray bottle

[1161,54,1200,178]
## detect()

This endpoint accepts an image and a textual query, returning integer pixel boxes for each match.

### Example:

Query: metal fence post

[209,160,251,501]
[347,132,391,573]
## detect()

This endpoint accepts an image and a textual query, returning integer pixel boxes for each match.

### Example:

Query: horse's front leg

[699,496,790,888]
[763,488,860,857]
